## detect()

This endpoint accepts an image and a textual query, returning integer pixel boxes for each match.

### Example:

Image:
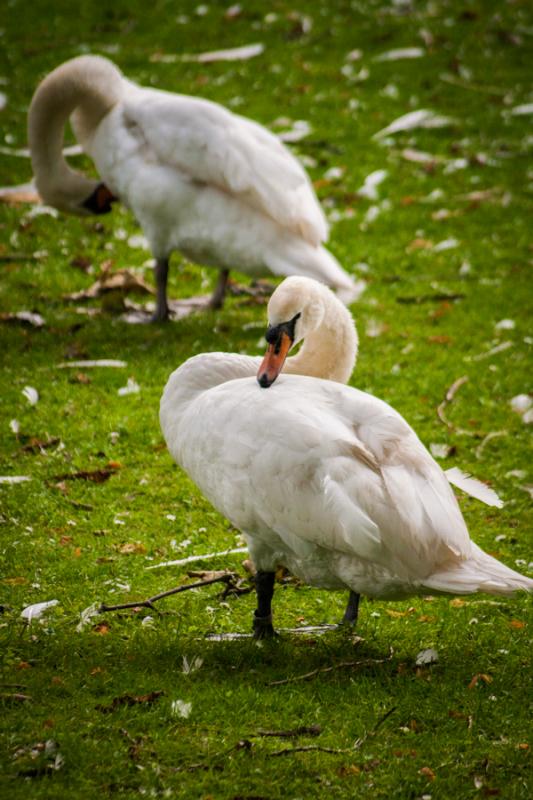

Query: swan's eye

[265,312,301,351]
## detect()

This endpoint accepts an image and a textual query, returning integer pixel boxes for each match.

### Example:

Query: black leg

[253,570,276,639]
[152,258,169,321]
[209,268,230,310]
[341,590,360,627]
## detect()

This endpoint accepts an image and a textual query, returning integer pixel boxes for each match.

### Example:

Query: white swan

[28,55,359,321]
[160,276,532,637]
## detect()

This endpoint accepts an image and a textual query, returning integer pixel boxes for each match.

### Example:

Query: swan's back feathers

[167,374,474,584]
[121,84,328,245]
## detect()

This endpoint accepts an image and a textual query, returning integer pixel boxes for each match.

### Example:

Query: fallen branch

[268,648,394,686]
[271,745,351,757]
[270,707,397,757]
[254,725,322,739]
[99,573,239,613]
[437,375,468,430]
[396,292,465,305]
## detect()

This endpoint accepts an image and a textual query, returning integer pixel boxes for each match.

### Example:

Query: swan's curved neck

[285,290,358,384]
[28,55,122,212]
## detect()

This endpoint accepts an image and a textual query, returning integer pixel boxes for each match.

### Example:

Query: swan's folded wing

[122,84,327,245]
[339,389,473,575]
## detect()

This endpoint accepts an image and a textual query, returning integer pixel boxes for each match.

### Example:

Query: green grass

[1,0,532,797]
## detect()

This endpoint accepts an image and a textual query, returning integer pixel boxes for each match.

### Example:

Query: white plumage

[160,277,532,636]
[28,55,359,319]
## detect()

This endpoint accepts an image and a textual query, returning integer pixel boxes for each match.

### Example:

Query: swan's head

[257,277,331,388]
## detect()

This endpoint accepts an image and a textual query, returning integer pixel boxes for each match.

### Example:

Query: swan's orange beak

[257,331,292,388]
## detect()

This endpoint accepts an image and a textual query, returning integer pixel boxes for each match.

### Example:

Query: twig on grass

[269,706,397,757]
[254,725,322,739]
[99,573,240,614]
[437,375,468,430]
[268,647,394,686]
[271,745,352,756]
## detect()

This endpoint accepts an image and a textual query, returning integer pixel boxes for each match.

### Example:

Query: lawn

[0,1,531,798]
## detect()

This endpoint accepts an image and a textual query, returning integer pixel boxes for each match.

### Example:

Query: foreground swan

[28,56,359,320]
[160,277,532,637]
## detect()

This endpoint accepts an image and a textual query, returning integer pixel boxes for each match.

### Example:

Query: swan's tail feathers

[267,244,365,306]
[424,543,533,597]
[28,55,123,214]
[445,467,504,508]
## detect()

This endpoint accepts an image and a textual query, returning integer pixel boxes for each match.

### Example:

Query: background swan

[28,55,360,320]
[160,276,532,638]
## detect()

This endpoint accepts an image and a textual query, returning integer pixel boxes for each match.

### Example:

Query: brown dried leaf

[450,598,467,608]
[118,542,147,555]
[96,690,164,713]
[386,607,416,618]
[65,265,154,301]
[407,237,433,252]
[468,673,493,689]
[419,766,436,781]
[52,468,118,484]
[93,622,111,635]
[508,620,525,629]
[338,764,361,776]
[21,437,60,454]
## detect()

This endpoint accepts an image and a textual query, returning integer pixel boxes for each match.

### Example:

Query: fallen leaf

[51,467,118,483]
[21,437,60,454]
[65,265,154,302]
[93,622,111,635]
[96,690,164,713]
[119,542,147,555]
[450,598,467,608]
[508,620,525,630]
[468,673,493,689]
[407,237,433,252]
[3,576,29,585]
[386,608,415,618]
[417,615,436,623]
[338,764,361,776]
[419,766,436,781]
[428,335,452,345]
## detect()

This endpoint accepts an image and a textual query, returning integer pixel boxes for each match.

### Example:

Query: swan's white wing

[121,83,327,245]
[172,375,472,582]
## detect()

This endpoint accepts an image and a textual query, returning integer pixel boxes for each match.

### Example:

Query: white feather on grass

[445,467,503,508]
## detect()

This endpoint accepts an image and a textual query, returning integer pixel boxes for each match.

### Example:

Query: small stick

[271,745,351,757]
[254,725,322,739]
[268,648,394,686]
[99,574,236,613]
[352,706,397,750]
[437,375,468,430]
